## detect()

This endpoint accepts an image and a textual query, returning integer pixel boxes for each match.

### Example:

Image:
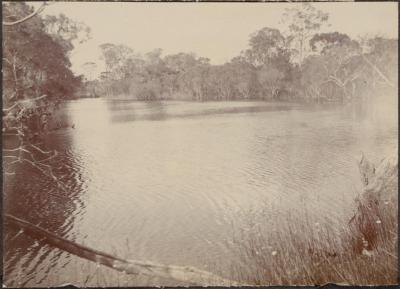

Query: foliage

[282,3,330,64]
[94,3,396,106]
[2,2,89,180]
[243,27,288,67]
[4,3,396,112]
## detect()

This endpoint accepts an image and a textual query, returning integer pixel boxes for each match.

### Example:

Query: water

[3,99,397,286]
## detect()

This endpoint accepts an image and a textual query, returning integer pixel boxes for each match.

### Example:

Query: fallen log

[4,214,239,286]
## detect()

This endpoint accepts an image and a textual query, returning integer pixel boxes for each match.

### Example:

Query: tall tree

[99,43,135,80]
[282,3,329,64]
[242,27,292,99]
[243,27,288,67]
[302,32,362,102]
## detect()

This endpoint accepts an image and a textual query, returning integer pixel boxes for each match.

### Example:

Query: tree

[44,13,91,53]
[243,27,288,67]
[99,43,135,80]
[310,32,353,55]
[282,3,329,64]
[3,2,89,180]
[2,2,46,26]
[302,32,363,102]
[229,57,259,99]
[163,52,199,98]
[242,27,293,99]
[257,64,286,100]
[99,43,139,96]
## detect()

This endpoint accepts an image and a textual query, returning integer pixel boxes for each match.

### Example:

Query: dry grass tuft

[231,154,398,285]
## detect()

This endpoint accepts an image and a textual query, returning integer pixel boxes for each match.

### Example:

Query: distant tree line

[93,3,397,103]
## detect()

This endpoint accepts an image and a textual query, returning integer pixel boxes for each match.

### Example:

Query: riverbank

[231,155,398,285]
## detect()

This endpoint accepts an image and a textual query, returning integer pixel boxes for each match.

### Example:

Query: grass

[230,155,398,285]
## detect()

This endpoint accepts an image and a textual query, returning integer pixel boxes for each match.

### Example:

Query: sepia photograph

[2,1,398,287]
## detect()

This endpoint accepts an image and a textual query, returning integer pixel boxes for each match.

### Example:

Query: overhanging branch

[3,2,46,26]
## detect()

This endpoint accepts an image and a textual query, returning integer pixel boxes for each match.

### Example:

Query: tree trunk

[5,214,240,286]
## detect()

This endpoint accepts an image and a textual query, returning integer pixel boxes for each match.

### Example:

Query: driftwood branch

[4,214,240,286]
[3,3,46,26]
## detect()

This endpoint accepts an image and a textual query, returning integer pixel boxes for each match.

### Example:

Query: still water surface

[4,99,397,286]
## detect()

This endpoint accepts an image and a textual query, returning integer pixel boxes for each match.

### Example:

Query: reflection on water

[3,99,398,286]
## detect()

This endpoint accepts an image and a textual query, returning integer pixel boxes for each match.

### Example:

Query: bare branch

[3,101,20,113]
[3,95,47,112]
[37,151,58,163]
[2,57,12,65]
[3,155,18,159]
[3,147,22,153]
[29,143,53,155]
[21,94,48,103]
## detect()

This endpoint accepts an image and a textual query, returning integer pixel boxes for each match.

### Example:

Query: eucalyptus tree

[242,27,293,100]
[301,32,362,102]
[282,3,329,64]
[243,27,288,68]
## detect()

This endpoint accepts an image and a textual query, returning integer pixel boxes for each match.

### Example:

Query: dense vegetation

[2,2,89,181]
[2,2,89,138]
[92,3,397,104]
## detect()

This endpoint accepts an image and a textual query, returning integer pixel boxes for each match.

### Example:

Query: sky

[29,2,398,78]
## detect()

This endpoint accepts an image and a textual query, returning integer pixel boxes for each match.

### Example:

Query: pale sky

[29,2,398,77]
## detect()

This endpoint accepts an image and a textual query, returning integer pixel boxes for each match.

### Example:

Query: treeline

[93,4,397,103]
[2,2,89,136]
